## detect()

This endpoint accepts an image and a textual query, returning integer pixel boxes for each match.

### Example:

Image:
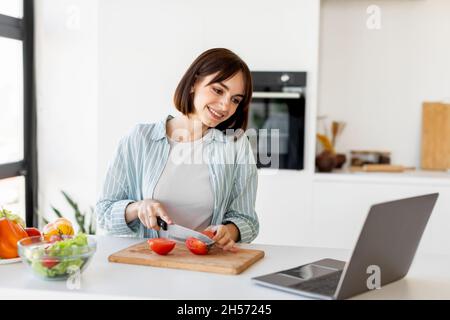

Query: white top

[153,131,214,232]
[1,236,450,300]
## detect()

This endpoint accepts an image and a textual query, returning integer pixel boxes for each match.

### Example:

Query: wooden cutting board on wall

[421,102,450,170]
[109,241,265,275]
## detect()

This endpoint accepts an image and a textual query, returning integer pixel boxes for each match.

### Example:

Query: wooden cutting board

[421,102,450,170]
[108,241,265,275]
[350,164,415,173]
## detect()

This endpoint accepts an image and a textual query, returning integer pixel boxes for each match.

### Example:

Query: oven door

[248,91,305,170]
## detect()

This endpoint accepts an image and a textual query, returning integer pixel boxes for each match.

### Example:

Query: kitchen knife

[157,217,215,246]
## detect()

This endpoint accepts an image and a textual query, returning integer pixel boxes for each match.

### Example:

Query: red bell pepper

[0,217,29,259]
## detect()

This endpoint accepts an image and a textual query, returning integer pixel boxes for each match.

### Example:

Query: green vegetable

[30,233,91,279]
[0,208,25,228]
[46,233,89,257]
[32,258,85,278]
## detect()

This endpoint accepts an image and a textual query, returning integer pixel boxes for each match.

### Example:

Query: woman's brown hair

[173,48,253,133]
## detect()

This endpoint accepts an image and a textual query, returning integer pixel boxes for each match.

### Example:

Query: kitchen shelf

[313,169,450,187]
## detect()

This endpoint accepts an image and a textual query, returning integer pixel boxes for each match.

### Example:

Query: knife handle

[156,217,168,231]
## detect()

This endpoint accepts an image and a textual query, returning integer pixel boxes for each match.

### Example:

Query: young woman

[96,48,258,251]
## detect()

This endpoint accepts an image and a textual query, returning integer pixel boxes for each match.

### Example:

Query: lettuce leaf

[46,233,89,257]
[30,233,91,278]
[0,208,25,228]
[32,258,85,278]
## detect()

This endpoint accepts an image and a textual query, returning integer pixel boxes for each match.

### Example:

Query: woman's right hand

[125,199,172,231]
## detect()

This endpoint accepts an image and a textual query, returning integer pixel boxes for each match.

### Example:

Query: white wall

[318,0,450,167]
[98,0,321,244]
[35,0,98,229]
[98,0,320,173]
[34,0,450,253]
[34,0,321,240]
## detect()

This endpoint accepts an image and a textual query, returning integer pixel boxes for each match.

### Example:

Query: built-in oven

[248,71,306,170]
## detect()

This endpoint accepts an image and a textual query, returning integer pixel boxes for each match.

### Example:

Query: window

[0,0,23,18]
[0,1,36,226]
[0,36,23,165]
[0,176,26,216]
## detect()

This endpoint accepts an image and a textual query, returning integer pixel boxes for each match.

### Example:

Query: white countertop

[314,169,450,186]
[1,236,450,300]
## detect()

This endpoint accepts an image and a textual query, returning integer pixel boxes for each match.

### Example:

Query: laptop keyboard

[287,270,343,297]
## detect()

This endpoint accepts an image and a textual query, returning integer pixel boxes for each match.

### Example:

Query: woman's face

[191,71,245,128]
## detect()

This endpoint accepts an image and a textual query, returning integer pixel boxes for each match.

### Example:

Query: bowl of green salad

[17,233,96,280]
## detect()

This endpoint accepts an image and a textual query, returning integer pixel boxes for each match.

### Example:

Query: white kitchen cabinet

[254,170,315,247]
[312,172,450,254]
[255,170,450,254]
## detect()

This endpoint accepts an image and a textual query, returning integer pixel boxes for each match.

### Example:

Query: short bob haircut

[173,48,253,133]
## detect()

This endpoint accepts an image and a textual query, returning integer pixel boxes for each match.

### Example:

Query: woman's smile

[206,105,225,120]
[190,70,245,129]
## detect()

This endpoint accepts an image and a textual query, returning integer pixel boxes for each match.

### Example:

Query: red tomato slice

[25,227,41,237]
[147,238,176,255]
[41,258,59,269]
[185,237,209,255]
[201,230,215,239]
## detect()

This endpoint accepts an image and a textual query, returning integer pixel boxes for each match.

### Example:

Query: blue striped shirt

[95,115,259,243]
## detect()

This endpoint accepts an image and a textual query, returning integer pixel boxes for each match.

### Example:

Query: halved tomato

[185,237,209,255]
[147,238,176,255]
[201,230,215,239]
[41,257,59,269]
[25,227,41,237]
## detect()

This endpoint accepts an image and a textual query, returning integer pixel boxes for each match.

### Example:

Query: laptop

[252,193,439,300]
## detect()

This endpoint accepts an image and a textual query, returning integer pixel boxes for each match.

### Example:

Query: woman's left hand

[206,224,239,252]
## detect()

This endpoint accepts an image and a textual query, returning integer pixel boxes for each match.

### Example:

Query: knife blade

[157,217,215,246]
